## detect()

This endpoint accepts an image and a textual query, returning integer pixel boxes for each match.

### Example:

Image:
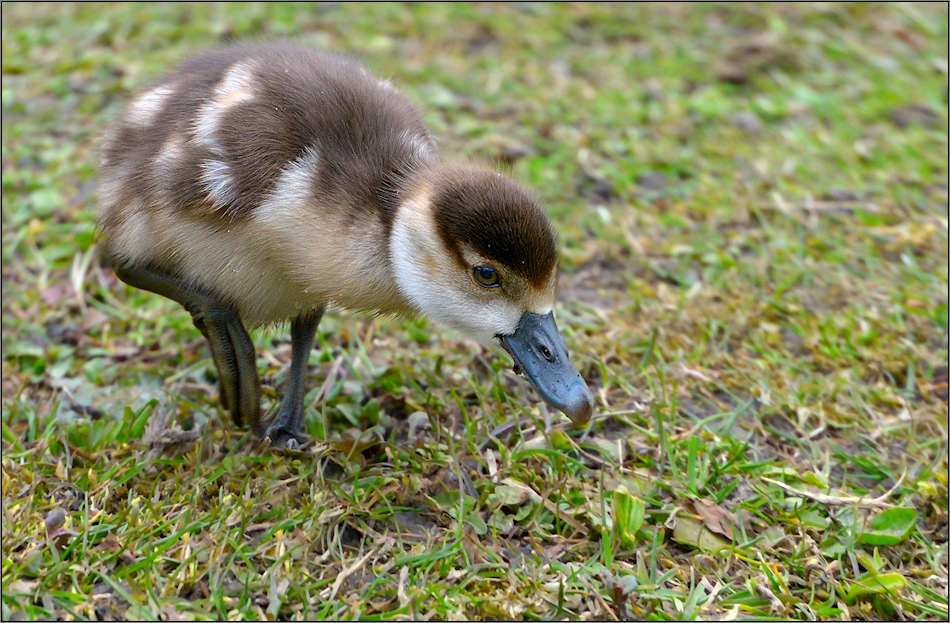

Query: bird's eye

[472,265,500,288]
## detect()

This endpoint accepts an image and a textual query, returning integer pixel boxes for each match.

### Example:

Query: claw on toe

[263,427,309,451]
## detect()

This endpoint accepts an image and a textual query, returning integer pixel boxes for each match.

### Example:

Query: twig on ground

[761,471,906,509]
[322,541,392,601]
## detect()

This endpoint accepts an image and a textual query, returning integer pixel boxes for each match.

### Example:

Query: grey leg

[264,307,324,448]
[111,262,260,430]
[191,316,232,415]
[223,312,262,433]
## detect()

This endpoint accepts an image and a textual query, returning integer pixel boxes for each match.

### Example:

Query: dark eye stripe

[472,266,500,288]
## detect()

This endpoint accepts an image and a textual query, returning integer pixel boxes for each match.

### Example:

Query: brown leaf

[41,281,75,306]
[81,307,109,331]
[49,529,79,551]
[44,507,67,535]
[97,532,137,564]
[98,532,123,554]
[161,603,187,622]
[245,522,273,535]
[692,498,735,540]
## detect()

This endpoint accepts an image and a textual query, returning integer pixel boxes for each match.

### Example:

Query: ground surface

[2,3,948,621]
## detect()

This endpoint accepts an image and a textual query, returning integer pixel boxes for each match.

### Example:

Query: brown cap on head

[427,165,559,289]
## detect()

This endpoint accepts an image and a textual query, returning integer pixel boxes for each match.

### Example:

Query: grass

[2,2,948,620]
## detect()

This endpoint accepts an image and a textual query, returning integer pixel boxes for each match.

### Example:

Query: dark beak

[499,311,594,426]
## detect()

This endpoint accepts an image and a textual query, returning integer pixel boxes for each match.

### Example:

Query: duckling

[97,43,594,447]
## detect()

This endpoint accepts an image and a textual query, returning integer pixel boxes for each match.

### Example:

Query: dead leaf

[672,516,732,553]
[693,498,735,540]
[97,532,137,564]
[161,603,187,621]
[143,407,202,458]
[497,478,543,505]
[81,307,109,331]
[245,522,273,535]
[600,569,638,621]
[755,577,785,614]
[41,281,75,306]
[97,532,123,554]
[331,432,380,456]
[43,508,79,551]
[45,507,66,535]
[5,579,38,595]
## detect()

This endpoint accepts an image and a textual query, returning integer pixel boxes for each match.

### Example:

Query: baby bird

[97,43,593,447]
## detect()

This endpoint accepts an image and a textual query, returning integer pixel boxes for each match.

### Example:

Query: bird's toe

[264,426,310,451]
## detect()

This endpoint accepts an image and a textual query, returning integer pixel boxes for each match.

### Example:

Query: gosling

[97,43,594,447]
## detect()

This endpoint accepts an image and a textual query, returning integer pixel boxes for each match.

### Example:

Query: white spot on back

[217,62,257,107]
[194,61,257,151]
[126,86,173,127]
[256,146,320,221]
[200,159,236,208]
[155,136,184,172]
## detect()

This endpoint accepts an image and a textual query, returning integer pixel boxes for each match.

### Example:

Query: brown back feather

[100,43,433,229]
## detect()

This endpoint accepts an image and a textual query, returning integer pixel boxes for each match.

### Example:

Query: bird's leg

[111,262,260,430]
[216,308,261,431]
[264,307,324,449]
[191,316,233,415]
